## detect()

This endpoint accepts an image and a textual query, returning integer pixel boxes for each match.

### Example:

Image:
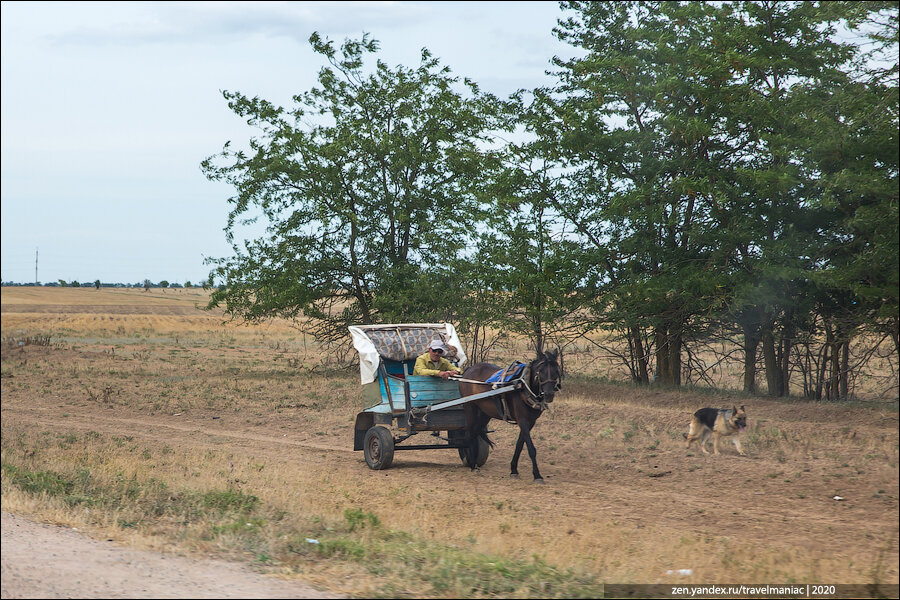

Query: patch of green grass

[211,517,266,536]
[596,427,615,439]
[1,461,259,525]
[203,489,259,513]
[317,537,367,559]
[344,507,380,531]
[310,530,604,598]
[2,463,89,498]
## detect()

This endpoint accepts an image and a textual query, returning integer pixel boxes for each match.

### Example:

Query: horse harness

[455,360,559,423]
[521,357,562,411]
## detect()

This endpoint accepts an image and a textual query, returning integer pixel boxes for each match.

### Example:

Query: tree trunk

[742,324,759,394]
[815,337,829,401]
[779,331,791,398]
[823,323,836,400]
[628,327,650,384]
[890,316,899,356]
[761,325,784,396]
[669,329,682,386]
[839,339,850,399]
[654,326,670,384]
[653,324,682,386]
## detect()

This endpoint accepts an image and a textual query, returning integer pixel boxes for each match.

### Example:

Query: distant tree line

[202,1,898,399]
[2,281,195,289]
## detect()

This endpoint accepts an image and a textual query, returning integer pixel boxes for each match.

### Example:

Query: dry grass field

[2,286,898,598]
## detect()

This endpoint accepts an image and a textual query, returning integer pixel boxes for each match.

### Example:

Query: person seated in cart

[413,340,461,380]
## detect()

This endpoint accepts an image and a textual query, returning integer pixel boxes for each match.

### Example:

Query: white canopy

[348,323,467,385]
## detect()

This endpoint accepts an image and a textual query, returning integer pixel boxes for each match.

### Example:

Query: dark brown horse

[458,349,561,482]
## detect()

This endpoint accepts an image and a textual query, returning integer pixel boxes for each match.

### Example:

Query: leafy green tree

[475,208,594,353]
[472,147,601,355]
[534,1,747,385]
[794,2,899,397]
[717,0,890,396]
[541,0,894,395]
[202,33,503,342]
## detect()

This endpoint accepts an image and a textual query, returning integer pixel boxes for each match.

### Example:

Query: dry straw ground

[1,286,898,598]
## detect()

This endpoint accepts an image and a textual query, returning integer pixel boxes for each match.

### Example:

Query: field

[1,286,898,598]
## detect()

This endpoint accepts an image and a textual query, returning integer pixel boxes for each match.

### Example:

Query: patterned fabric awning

[348,323,467,385]
[363,325,458,362]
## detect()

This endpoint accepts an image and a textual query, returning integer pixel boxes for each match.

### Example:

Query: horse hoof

[510,473,520,479]
[533,478,545,484]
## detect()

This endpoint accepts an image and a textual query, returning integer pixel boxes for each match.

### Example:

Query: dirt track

[3,389,898,588]
[0,511,341,598]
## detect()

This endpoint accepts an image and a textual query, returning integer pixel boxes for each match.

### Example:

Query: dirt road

[0,512,341,599]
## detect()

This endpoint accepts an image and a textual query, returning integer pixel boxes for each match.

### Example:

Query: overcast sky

[1,1,573,285]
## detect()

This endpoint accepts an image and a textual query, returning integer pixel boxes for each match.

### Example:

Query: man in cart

[413,340,462,379]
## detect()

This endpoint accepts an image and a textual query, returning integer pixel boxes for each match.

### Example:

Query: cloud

[44,1,431,47]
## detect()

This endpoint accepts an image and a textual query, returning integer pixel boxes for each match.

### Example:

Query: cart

[349,323,521,470]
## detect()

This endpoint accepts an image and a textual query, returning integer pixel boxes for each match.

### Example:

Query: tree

[536,1,748,385]
[717,0,890,396]
[202,33,503,342]
[94,280,101,290]
[541,1,894,394]
[473,147,601,354]
[794,2,899,397]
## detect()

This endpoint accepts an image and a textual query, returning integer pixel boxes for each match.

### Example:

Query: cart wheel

[458,436,490,468]
[364,426,394,470]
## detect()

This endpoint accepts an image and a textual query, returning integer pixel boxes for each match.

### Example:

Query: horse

[457,349,561,482]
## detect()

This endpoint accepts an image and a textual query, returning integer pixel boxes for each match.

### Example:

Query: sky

[1,1,574,285]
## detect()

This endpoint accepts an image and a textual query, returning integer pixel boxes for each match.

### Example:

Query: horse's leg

[512,401,544,483]
[510,430,526,478]
[517,415,543,482]
[464,406,489,470]
[462,404,479,469]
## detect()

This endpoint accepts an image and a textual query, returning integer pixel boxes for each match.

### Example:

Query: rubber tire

[458,436,490,468]
[364,426,395,470]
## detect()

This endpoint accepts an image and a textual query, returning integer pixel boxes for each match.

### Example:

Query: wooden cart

[349,324,520,470]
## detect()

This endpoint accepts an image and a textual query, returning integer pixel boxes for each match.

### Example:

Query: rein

[449,376,500,385]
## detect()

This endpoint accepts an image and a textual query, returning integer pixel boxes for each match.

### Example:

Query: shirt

[413,352,461,377]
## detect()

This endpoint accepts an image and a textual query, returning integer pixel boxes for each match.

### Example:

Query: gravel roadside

[1,512,342,599]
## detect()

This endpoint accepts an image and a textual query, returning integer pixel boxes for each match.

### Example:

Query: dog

[683,405,747,456]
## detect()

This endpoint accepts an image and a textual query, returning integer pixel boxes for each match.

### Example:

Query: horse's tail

[479,427,495,449]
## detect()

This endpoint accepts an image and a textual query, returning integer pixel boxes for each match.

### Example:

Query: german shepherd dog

[684,405,747,456]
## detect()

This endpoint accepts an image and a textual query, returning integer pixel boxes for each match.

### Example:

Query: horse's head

[531,349,562,404]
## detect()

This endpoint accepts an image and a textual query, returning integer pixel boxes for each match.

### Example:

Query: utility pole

[35,247,39,285]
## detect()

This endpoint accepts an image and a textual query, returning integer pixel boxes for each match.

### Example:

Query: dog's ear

[732,405,738,414]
